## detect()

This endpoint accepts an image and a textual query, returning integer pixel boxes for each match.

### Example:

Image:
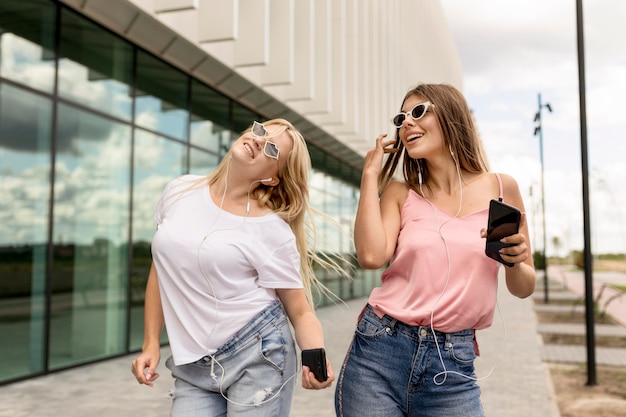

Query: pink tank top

[368,174,502,332]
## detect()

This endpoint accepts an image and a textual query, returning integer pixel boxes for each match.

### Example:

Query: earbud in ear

[261,178,273,183]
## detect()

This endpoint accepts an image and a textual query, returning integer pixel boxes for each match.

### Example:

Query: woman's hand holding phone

[484,199,521,267]
[301,348,335,389]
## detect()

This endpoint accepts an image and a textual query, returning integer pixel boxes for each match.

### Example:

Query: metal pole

[575,0,596,386]
[536,94,549,303]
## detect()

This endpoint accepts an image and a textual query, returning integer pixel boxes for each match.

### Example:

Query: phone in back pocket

[485,199,521,267]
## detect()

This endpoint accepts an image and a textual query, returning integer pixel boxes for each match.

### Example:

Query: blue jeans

[335,305,484,417]
[165,300,297,417]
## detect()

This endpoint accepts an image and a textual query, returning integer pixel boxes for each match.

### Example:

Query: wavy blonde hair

[199,118,350,307]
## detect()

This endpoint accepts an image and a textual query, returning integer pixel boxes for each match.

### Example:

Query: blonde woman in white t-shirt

[131,119,347,417]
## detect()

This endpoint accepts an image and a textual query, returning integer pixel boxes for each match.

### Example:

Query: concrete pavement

[293,280,561,417]
[536,266,626,369]
[0,268,560,417]
[549,266,626,327]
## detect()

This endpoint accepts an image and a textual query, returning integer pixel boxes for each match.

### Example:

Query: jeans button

[420,329,428,336]
[385,327,392,335]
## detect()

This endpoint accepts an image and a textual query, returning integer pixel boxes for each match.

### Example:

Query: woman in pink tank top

[335,84,536,417]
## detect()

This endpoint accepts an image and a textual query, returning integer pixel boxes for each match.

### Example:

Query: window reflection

[231,104,257,134]
[309,170,358,303]
[135,51,189,141]
[189,148,219,176]
[190,80,229,153]
[129,128,186,350]
[0,0,365,384]
[0,83,51,380]
[49,104,131,368]
[131,128,187,244]
[57,9,133,120]
[0,0,56,93]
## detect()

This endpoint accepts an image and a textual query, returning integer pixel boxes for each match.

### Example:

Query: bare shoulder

[494,173,524,206]
[496,173,521,193]
[384,180,410,192]
[381,180,410,203]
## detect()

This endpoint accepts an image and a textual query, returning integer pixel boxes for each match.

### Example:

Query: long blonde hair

[379,83,490,192]
[205,118,349,307]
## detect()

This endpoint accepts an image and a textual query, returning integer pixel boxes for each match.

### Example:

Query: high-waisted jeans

[165,300,297,417]
[335,304,484,417]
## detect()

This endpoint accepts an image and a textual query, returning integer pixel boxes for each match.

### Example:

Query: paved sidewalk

[0,270,559,417]
[543,344,626,367]
[535,266,626,368]
[537,322,626,337]
[294,279,560,417]
[550,267,626,326]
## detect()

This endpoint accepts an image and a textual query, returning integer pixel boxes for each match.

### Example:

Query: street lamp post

[576,0,596,386]
[534,93,552,303]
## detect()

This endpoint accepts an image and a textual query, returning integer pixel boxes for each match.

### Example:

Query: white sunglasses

[251,121,280,160]
[391,101,434,127]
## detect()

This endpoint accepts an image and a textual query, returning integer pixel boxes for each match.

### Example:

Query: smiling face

[233,122,294,181]
[397,94,444,160]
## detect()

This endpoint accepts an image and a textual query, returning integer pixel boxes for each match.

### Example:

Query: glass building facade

[0,0,380,385]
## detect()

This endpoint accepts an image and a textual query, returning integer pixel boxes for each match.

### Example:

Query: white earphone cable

[419,157,506,385]
[195,167,299,407]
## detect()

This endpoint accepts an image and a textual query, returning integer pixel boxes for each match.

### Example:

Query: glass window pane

[50,104,131,369]
[0,83,51,382]
[0,0,56,93]
[231,103,257,135]
[190,80,230,153]
[129,130,186,350]
[57,9,134,120]
[135,51,189,141]
[189,148,219,176]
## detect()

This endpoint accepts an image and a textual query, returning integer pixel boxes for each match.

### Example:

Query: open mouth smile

[243,143,255,158]
[406,133,423,143]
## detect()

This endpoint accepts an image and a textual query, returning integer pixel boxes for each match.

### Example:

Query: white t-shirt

[151,175,303,365]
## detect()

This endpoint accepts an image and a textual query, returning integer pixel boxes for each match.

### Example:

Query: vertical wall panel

[333,0,359,136]
[75,0,462,156]
[308,0,346,126]
[273,0,314,100]
[260,0,293,85]
[288,0,332,114]
[233,0,269,66]
[198,0,237,42]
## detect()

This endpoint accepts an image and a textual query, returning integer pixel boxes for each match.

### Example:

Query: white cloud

[441,0,626,255]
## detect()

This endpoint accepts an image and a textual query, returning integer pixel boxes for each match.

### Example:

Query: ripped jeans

[165,300,297,417]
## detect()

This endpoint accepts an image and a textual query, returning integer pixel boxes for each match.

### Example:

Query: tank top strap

[494,173,503,201]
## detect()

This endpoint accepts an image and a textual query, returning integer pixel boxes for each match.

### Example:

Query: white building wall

[59,0,462,160]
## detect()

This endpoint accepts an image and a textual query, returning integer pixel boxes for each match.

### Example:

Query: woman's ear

[262,177,280,186]
[268,177,280,186]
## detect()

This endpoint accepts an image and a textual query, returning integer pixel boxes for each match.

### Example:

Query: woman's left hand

[301,359,335,390]
[480,212,530,266]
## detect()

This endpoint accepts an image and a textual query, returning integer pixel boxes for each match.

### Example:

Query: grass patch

[542,333,626,348]
[611,284,626,293]
[535,311,618,325]
[534,298,583,306]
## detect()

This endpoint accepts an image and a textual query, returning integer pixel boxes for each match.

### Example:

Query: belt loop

[444,332,452,350]
[388,317,397,330]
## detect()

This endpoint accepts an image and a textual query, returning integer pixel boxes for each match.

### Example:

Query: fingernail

[146,373,152,381]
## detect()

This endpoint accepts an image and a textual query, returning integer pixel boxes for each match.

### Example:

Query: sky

[440,0,626,257]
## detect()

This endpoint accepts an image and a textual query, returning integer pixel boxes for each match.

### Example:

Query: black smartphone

[301,348,328,382]
[485,199,521,267]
